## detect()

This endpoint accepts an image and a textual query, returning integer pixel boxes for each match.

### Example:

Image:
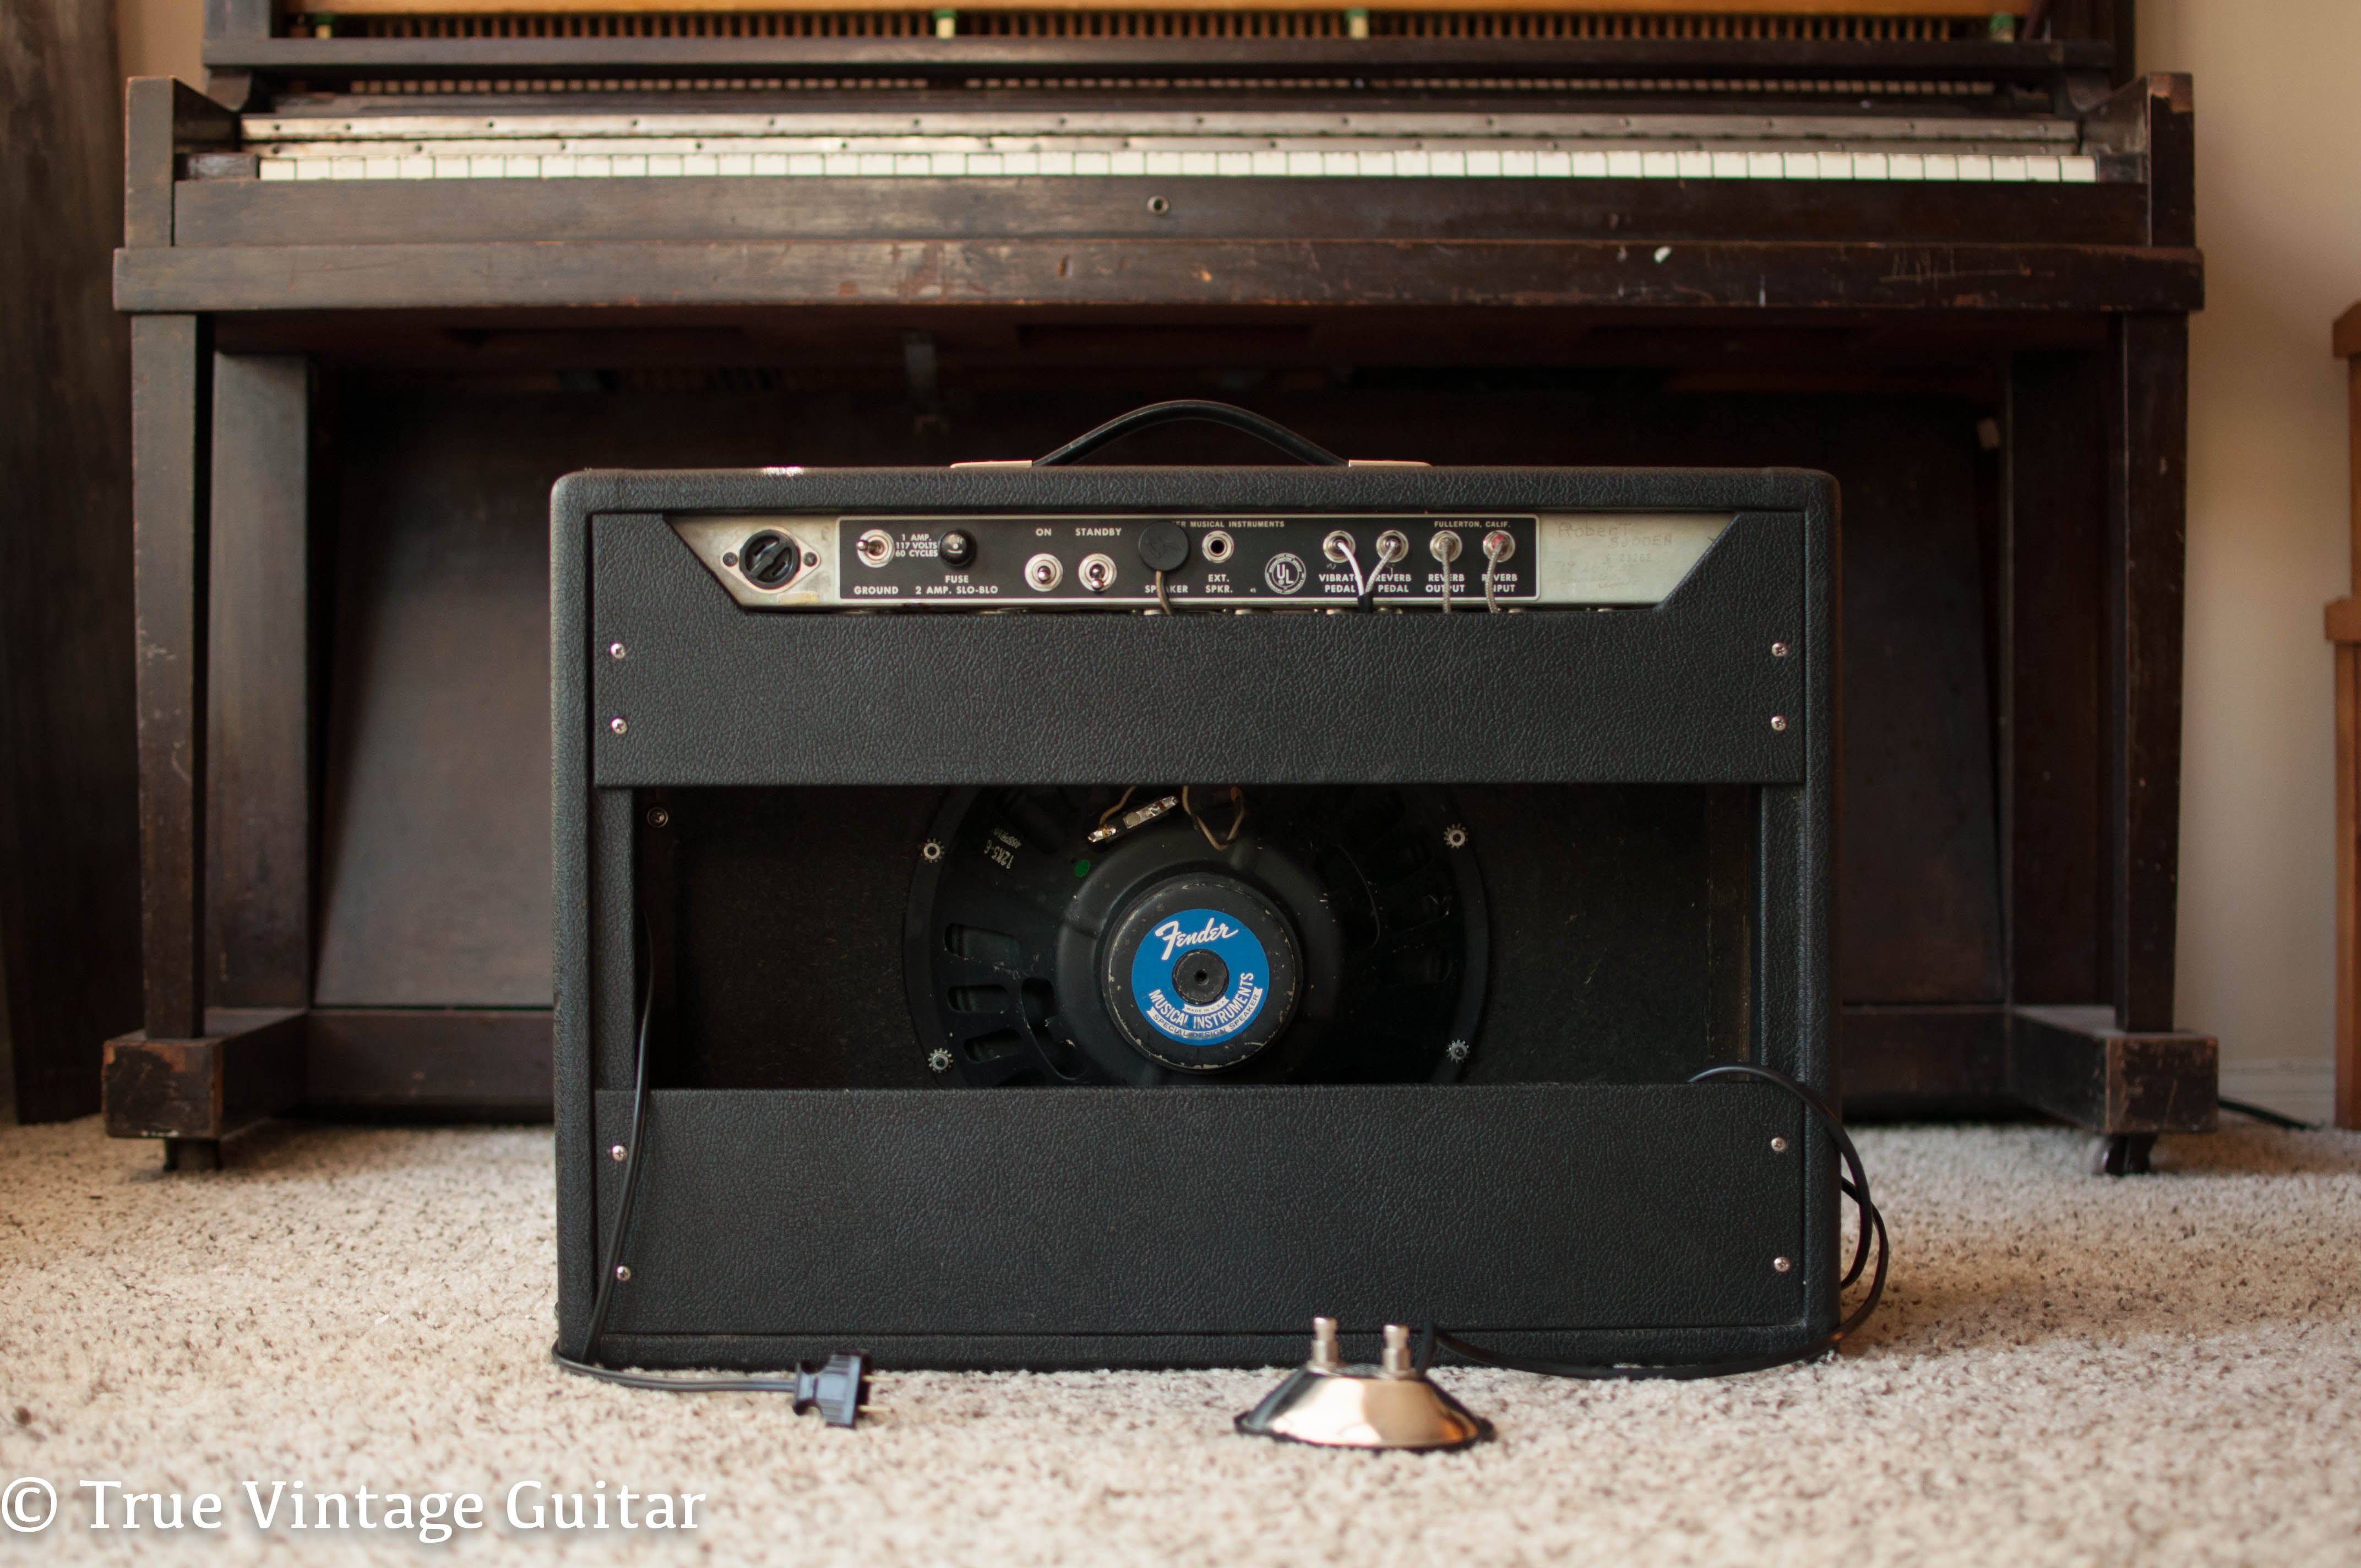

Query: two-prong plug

[793,1353,873,1429]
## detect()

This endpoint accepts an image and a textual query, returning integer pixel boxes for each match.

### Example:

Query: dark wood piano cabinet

[102,8,2215,1160]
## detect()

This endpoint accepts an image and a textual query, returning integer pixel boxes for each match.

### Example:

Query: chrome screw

[927,1048,954,1074]
[921,839,944,863]
[610,717,628,735]
[610,1144,628,1162]
[1770,715,1788,732]
[1443,824,1469,849]
[1771,641,1789,658]
[1772,1256,1793,1274]
[1770,1136,1789,1153]
[647,807,670,828]
[609,641,627,660]
[614,1265,632,1282]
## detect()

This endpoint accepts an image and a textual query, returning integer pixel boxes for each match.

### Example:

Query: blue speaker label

[1128,908,1270,1047]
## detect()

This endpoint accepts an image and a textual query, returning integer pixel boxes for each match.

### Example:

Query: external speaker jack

[1200,530,1235,565]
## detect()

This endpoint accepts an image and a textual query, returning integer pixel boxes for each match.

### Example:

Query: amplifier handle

[1032,400,1348,468]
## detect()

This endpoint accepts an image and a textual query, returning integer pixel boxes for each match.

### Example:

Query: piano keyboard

[242,110,2106,183]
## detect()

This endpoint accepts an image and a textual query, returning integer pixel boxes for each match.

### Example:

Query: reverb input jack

[1481,529,1515,613]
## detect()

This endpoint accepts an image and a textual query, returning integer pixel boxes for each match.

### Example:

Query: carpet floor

[1,1115,2356,1566]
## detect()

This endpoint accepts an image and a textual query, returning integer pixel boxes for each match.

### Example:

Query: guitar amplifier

[551,427,1838,1371]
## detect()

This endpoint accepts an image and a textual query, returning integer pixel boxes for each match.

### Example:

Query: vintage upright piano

[106,0,2212,1170]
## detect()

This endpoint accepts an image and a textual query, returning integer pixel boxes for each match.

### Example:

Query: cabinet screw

[1770,1136,1788,1153]
[1771,641,1789,658]
[610,717,628,735]
[647,807,670,828]
[1772,1256,1793,1273]
[610,1144,628,1162]
[609,641,627,659]
[1769,715,1788,732]
[614,1265,632,1282]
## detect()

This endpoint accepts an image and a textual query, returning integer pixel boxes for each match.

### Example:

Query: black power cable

[551,941,870,1425]
[1032,400,1348,469]
[2217,1096,2318,1132]
[1422,1063,1889,1382]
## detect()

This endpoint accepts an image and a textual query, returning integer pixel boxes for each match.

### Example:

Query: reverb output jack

[1024,553,1064,592]
[855,529,894,568]
[1429,530,1464,563]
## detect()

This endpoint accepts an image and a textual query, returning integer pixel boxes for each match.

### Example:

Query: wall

[2140,0,2359,1121]
[116,0,196,83]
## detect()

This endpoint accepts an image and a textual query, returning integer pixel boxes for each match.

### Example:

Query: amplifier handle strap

[1033,400,1348,468]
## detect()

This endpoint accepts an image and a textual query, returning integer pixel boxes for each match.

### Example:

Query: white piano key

[1888,153,1925,180]
[1217,151,1253,176]
[2062,156,2098,182]
[891,154,928,175]
[1180,151,1217,175]
[2025,155,2061,182]
[1144,150,1180,175]
[1815,153,1853,179]
[539,154,575,179]
[683,154,719,177]
[259,158,296,181]
[1782,152,1815,179]
[1853,152,1889,181]
[1252,149,1288,176]
[468,155,504,178]
[1571,150,1608,177]
[1606,150,1642,178]
[1002,151,1040,175]
[1992,155,2028,182]
[432,156,469,179]
[1109,150,1145,175]
[1747,151,1783,179]
[1392,149,1429,176]
[398,155,432,180]
[715,153,751,177]
[1287,151,1323,176]
[754,153,789,176]
[1357,151,1395,177]
[612,155,648,177]
[1040,151,1076,175]
[363,156,399,179]
[1537,150,1571,178]
[1500,150,1536,177]
[576,154,612,178]
[1959,154,1993,181]
[1641,151,1677,178]
[296,158,335,181]
[929,152,964,175]
[1429,150,1466,177]
[1924,154,1960,181]
[1711,150,1748,179]
[1676,150,1711,179]
[648,155,683,177]
[1466,150,1502,177]
[967,152,1005,176]
[1324,150,1358,176]
[824,153,857,175]
[1076,151,1112,175]
[857,153,894,175]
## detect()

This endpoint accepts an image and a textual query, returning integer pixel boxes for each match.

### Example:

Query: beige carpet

[2,1116,2358,1566]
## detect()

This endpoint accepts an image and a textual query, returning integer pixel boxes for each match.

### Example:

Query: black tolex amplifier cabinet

[552,464,1837,1371]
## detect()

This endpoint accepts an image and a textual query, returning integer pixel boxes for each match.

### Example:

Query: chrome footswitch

[1235,1319,1493,1451]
